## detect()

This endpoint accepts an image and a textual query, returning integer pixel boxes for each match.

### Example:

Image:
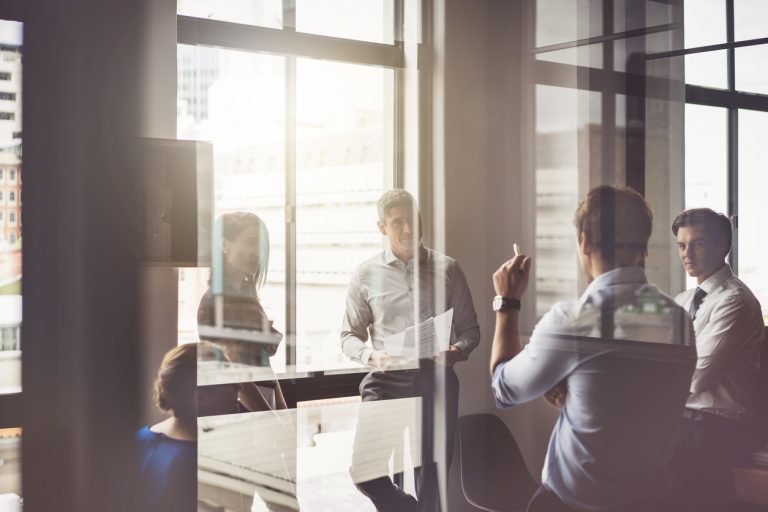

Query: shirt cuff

[452,341,469,360]
[361,347,374,366]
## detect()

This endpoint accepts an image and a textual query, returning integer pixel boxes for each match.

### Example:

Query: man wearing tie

[671,208,764,510]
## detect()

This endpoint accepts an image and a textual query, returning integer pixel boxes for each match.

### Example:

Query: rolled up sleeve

[492,310,578,408]
[449,262,480,361]
[340,270,374,365]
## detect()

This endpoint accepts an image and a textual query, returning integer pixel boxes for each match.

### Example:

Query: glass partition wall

[176,2,429,510]
[523,0,686,324]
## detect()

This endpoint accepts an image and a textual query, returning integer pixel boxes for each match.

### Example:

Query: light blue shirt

[492,267,696,511]
[341,245,480,365]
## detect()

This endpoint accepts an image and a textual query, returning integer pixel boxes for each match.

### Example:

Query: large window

[176,3,425,509]
[177,1,421,378]
[673,0,768,320]
[0,17,22,512]
[526,0,685,320]
[0,19,22,396]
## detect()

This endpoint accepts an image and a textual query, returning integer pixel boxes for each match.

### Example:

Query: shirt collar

[384,244,429,266]
[698,263,733,295]
[579,266,648,305]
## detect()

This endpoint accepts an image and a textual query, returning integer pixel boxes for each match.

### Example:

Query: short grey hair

[377,189,417,222]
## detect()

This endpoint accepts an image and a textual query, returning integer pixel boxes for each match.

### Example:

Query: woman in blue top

[136,342,239,511]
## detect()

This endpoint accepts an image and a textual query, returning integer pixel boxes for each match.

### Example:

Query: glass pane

[177,0,283,29]
[736,44,768,94]
[684,105,728,212]
[535,43,603,68]
[614,0,675,33]
[296,0,394,44]
[534,85,600,318]
[684,0,726,48]
[177,45,288,383]
[684,104,728,289]
[295,59,392,372]
[0,20,22,395]
[735,0,768,42]
[535,0,603,48]
[0,428,21,507]
[198,396,422,511]
[685,50,728,89]
[738,109,768,322]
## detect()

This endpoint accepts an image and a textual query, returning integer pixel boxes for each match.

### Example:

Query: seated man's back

[491,186,696,511]
[495,272,696,510]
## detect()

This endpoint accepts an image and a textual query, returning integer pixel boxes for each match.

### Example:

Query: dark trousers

[669,414,751,512]
[351,361,459,512]
[527,485,671,512]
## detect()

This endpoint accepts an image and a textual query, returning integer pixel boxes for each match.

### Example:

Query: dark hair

[154,343,197,419]
[214,211,270,288]
[377,189,417,222]
[671,208,732,257]
[573,185,653,264]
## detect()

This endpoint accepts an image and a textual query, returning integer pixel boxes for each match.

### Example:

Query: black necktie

[689,287,707,320]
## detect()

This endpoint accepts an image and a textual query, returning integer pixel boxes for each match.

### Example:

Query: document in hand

[381,309,454,359]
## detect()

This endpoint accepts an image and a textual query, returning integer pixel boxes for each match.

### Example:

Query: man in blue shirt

[490,186,696,511]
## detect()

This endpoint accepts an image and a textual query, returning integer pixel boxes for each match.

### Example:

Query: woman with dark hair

[197,211,287,411]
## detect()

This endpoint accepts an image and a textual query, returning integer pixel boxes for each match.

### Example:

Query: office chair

[457,413,538,512]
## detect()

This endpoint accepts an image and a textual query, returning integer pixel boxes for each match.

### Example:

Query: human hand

[493,254,532,299]
[543,381,567,410]
[370,350,408,371]
[433,346,462,367]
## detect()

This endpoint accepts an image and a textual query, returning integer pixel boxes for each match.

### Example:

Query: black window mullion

[728,107,738,272]
[725,0,738,272]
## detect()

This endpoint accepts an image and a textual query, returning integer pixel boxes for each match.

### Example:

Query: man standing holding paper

[341,189,480,511]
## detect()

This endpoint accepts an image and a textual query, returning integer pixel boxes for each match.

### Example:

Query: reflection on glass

[199,409,299,511]
[535,44,603,68]
[685,51,728,89]
[734,0,768,42]
[176,45,287,373]
[684,104,728,289]
[197,213,288,408]
[535,85,599,318]
[0,20,22,395]
[614,0,674,33]
[615,31,677,73]
[296,0,394,44]
[738,109,768,322]
[684,0,725,48]
[736,45,768,95]
[535,0,603,48]
[0,428,21,508]
[295,59,391,372]
[198,397,419,511]
[177,0,283,29]
[297,397,391,511]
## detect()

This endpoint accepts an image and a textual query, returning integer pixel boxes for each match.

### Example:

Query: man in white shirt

[342,189,480,511]
[491,186,696,512]
[670,208,764,509]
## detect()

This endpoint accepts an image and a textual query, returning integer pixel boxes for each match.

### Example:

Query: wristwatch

[492,295,521,312]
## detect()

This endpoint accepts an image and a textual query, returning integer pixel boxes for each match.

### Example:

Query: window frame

[0,8,22,431]
[645,0,768,281]
[179,0,434,401]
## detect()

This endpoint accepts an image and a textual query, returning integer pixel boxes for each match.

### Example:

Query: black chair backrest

[457,413,537,512]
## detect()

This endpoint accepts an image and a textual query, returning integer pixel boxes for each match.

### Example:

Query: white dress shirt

[675,264,764,421]
[340,245,480,365]
[492,267,696,511]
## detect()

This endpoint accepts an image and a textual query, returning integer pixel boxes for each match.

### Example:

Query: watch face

[492,295,503,311]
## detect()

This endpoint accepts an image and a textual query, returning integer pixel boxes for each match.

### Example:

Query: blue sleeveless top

[136,426,196,511]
